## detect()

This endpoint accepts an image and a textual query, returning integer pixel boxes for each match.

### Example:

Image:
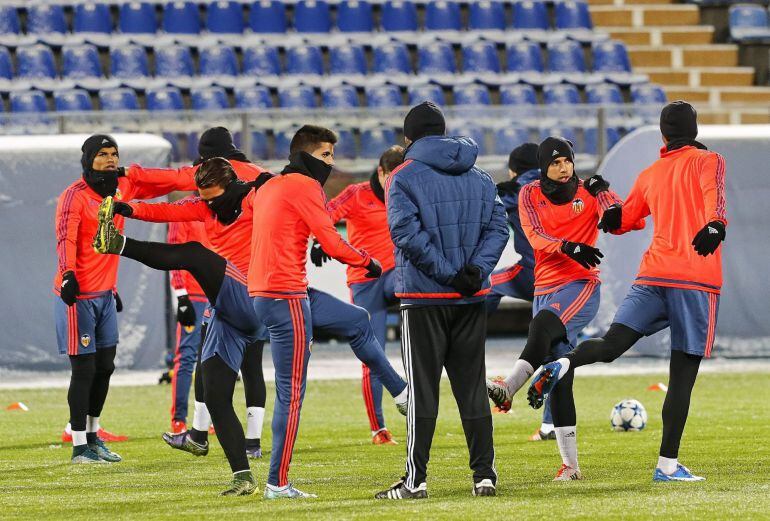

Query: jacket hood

[405,135,478,175]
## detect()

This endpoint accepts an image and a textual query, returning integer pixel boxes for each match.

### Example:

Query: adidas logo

[574,246,581,253]
[62,279,69,286]
[179,306,188,312]
[708,226,718,234]
[102,139,110,144]
[564,431,576,438]
[552,150,559,157]
[550,303,561,311]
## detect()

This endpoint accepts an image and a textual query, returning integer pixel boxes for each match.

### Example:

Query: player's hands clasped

[561,241,603,269]
[451,265,483,297]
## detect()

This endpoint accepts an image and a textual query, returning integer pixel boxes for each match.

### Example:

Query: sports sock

[86,415,100,444]
[540,423,554,434]
[72,430,87,448]
[555,426,578,469]
[555,358,571,379]
[660,350,702,458]
[192,401,211,431]
[245,406,264,441]
[657,456,678,474]
[503,359,534,395]
[203,355,249,473]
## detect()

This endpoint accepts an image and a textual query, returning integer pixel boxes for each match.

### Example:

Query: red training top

[167,200,211,301]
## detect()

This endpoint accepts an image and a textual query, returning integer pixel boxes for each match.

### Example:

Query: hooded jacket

[498,168,539,269]
[386,135,508,305]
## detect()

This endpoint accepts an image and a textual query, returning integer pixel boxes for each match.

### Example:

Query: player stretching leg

[529,102,727,482]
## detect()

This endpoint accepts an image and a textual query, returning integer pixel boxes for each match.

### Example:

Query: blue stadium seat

[249,1,286,33]
[120,2,158,34]
[543,84,581,105]
[373,42,412,74]
[630,83,667,104]
[162,2,201,34]
[451,123,487,155]
[26,5,67,34]
[147,86,184,110]
[592,40,631,73]
[62,44,102,79]
[418,42,456,74]
[469,1,506,31]
[334,128,357,159]
[154,45,195,77]
[54,89,93,111]
[506,41,544,73]
[294,0,331,33]
[0,47,12,80]
[249,130,269,159]
[206,1,244,34]
[279,85,317,108]
[425,1,462,31]
[729,5,770,41]
[493,126,531,155]
[199,45,238,77]
[99,88,141,110]
[453,84,491,105]
[408,84,446,106]
[322,85,360,108]
[329,46,367,75]
[584,126,621,155]
[555,1,593,30]
[16,45,57,79]
[360,127,397,158]
[548,40,586,73]
[338,1,374,32]
[381,1,418,32]
[242,46,281,76]
[513,0,549,30]
[234,85,272,109]
[366,85,403,107]
[586,83,623,104]
[191,86,229,110]
[542,125,578,146]
[499,84,538,105]
[74,4,113,34]
[273,129,293,159]
[0,6,20,35]
[286,46,324,75]
[10,90,48,113]
[463,41,500,74]
[110,45,150,79]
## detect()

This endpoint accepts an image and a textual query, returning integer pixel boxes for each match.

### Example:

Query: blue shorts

[490,263,535,301]
[533,280,600,360]
[55,291,118,356]
[613,284,720,358]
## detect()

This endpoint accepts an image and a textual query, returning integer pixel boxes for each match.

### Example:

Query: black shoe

[472,478,496,496]
[375,477,428,500]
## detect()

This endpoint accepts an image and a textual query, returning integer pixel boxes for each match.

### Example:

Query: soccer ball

[610,399,647,431]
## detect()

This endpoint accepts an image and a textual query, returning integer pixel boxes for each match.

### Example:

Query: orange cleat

[171,420,187,434]
[208,425,216,436]
[62,424,128,443]
[372,428,398,445]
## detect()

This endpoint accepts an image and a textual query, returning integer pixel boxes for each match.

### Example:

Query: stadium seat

[199,45,238,77]
[548,40,586,73]
[542,125,578,146]
[506,41,545,73]
[294,0,332,33]
[54,89,93,111]
[248,1,286,33]
[334,128,357,159]
[729,4,770,41]
[249,130,270,159]
[499,83,538,105]
[279,85,317,108]
[10,90,48,113]
[74,4,113,34]
[425,1,462,31]
[586,83,623,104]
[469,1,506,31]
[110,45,150,79]
[337,1,374,32]
[273,129,293,159]
[190,86,229,110]
[329,46,367,76]
[0,47,12,80]
[62,44,102,79]
[162,2,201,34]
[543,84,581,106]
[26,5,68,34]
[463,41,501,74]
[366,85,403,107]
[494,126,531,155]
[592,40,632,73]
[453,124,488,155]
[630,83,667,104]
[16,45,57,79]
[373,42,412,74]
[453,84,491,105]
[418,42,456,74]
[206,1,244,34]
[234,85,272,109]
[286,46,324,75]
[360,127,397,158]
[513,0,549,30]
[0,6,21,36]
[146,86,184,110]
[381,1,418,32]
[99,88,141,110]
[242,45,281,76]
[322,85,360,108]
[120,2,158,34]
[154,45,195,77]
[408,84,446,106]
[555,1,593,30]
[584,126,621,155]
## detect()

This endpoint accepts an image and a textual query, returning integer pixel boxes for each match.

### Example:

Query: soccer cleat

[264,483,317,499]
[375,477,428,500]
[89,438,122,462]
[71,447,108,464]
[220,472,258,496]
[486,377,512,412]
[472,479,496,496]
[553,464,583,481]
[653,464,705,482]
[529,428,557,441]
[170,420,186,435]
[246,447,262,459]
[162,431,209,456]
[93,196,125,254]
[62,424,127,443]
[527,362,562,409]
[372,428,398,445]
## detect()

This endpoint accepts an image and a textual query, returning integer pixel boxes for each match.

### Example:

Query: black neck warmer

[666,139,708,152]
[281,151,333,187]
[206,179,255,225]
[84,169,119,198]
[369,170,385,203]
[540,174,579,205]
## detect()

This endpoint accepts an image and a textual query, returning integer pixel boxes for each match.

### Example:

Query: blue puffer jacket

[386,135,509,306]
[497,168,539,270]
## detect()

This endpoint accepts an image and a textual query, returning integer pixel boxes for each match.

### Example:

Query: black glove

[364,258,382,279]
[584,174,610,197]
[561,241,603,269]
[113,201,133,217]
[59,271,80,306]
[450,265,483,297]
[176,295,196,327]
[692,220,726,256]
[114,291,123,312]
[309,240,331,267]
[598,204,622,233]
[116,167,126,177]
[158,370,172,385]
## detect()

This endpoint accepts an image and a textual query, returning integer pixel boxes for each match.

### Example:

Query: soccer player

[249,125,409,499]
[375,102,509,500]
[313,145,404,445]
[54,134,193,463]
[529,101,727,483]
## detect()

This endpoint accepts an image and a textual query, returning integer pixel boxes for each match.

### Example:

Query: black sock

[567,323,642,368]
[86,432,98,444]
[245,438,260,450]
[193,323,208,403]
[550,371,576,427]
[241,341,266,408]
[88,346,116,419]
[520,311,567,368]
[68,354,96,434]
[660,351,702,458]
[189,428,208,445]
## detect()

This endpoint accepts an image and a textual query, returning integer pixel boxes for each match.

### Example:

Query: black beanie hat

[660,101,698,141]
[508,143,539,173]
[403,101,446,142]
[537,136,575,177]
[81,134,118,173]
[198,126,236,160]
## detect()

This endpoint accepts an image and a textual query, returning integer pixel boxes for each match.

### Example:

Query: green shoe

[220,472,258,497]
[71,446,108,464]
[92,196,125,254]
[89,438,122,462]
